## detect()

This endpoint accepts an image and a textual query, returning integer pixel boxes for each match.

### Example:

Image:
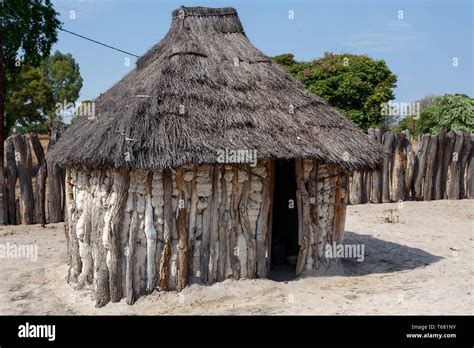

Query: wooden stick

[108,169,129,301]
[5,138,17,224]
[256,161,271,278]
[382,132,396,203]
[423,134,438,201]
[175,168,188,290]
[230,167,241,279]
[158,168,173,290]
[217,166,228,281]
[30,134,47,225]
[240,171,256,278]
[143,171,157,294]
[12,134,35,224]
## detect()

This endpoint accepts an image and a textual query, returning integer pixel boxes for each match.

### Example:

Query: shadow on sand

[340,231,443,276]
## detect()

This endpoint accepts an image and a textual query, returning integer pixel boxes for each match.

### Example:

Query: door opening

[269,159,299,281]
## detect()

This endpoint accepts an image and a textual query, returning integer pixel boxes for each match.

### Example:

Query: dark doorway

[269,159,299,281]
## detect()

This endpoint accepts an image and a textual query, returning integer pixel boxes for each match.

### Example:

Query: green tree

[1,0,61,153]
[44,50,83,126]
[272,52,397,131]
[416,94,474,134]
[6,51,83,133]
[5,64,54,133]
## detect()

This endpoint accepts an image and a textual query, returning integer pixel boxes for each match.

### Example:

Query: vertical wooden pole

[441,131,456,199]
[459,131,472,198]
[47,128,63,222]
[433,128,446,200]
[158,168,173,290]
[109,169,129,301]
[466,134,474,199]
[447,131,464,199]
[175,168,188,290]
[5,138,17,224]
[413,134,430,200]
[12,134,35,224]
[371,129,383,203]
[30,134,47,225]
[382,132,396,203]
[423,134,438,201]
[256,160,272,278]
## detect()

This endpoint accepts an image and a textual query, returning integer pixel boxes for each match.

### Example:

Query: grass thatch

[47,6,384,171]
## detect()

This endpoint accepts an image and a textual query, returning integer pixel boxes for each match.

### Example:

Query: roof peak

[171,6,237,19]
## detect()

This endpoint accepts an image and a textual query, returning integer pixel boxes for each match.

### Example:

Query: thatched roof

[47,6,384,171]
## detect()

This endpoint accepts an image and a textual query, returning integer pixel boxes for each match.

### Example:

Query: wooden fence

[349,129,473,204]
[0,131,64,225]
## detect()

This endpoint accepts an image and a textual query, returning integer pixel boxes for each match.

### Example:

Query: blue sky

[51,0,473,107]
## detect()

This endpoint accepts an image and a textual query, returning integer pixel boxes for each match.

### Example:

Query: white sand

[0,199,472,315]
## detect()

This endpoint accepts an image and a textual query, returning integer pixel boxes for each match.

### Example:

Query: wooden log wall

[349,129,474,204]
[0,132,64,225]
[66,160,349,305]
[296,161,349,274]
[66,161,272,306]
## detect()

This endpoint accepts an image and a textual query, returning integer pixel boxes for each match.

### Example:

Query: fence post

[447,131,464,199]
[382,132,395,203]
[5,137,17,224]
[12,133,35,224]
[0,160,6,225]
[413,134,430,200]
[466,134,474,199]
[433,129,446,200]
[30,133,47,225]
[47,128,64,222]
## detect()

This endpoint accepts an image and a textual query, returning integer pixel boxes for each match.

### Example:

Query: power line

[59,27,140,58]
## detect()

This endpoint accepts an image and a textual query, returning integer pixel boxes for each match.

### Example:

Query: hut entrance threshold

[268,159,299,281]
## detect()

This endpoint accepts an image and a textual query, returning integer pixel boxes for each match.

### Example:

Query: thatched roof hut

[47,7,383,307]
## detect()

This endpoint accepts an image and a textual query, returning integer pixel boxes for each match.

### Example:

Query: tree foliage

[1,0,61,139]
[272,52,397,131]
[6,51,83,133]
[2,0,60,72]
[396,94,474,135]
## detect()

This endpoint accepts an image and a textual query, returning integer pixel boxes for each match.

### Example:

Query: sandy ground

[0,200,472,315]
